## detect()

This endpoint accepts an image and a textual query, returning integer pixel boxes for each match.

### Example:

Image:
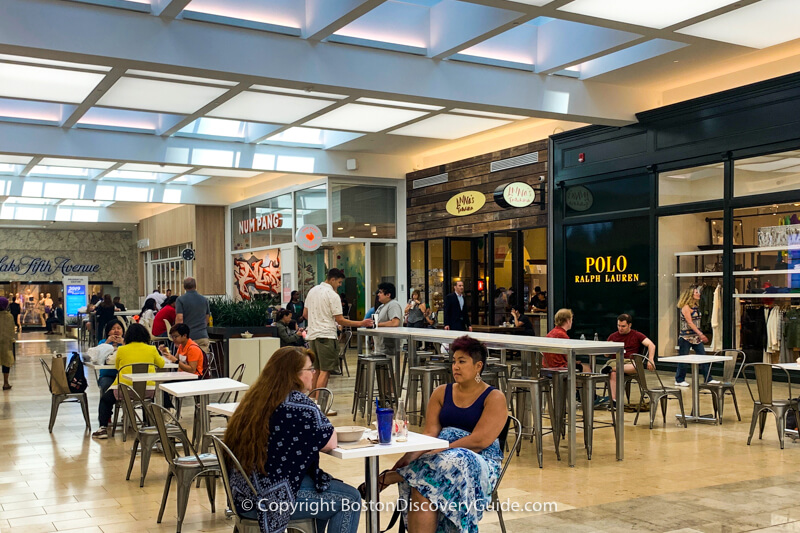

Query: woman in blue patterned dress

[375,335,508,532]
[224,347,360,533]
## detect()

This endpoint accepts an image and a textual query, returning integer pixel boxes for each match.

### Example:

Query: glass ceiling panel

[4,197,59,205]
[96,77,229,114]
[78,107,176,132]
[0,53,111,72]
[0,63,105,104]
[29,166,93,178]
[104,170,162,181]
[177,117,246,138]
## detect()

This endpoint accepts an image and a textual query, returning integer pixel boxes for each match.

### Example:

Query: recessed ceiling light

[389,114,511,140]
[0,63,105,104]
[304,104,427,133]
[677,0,800,49]
[559,0,739,29]
[364,223,370,226]
[209,92,337,124]
[372,233,378,236]
[97,77,229,114]
[337,227,344,230]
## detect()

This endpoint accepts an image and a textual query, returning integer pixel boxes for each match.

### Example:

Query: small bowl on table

[335,426,367,443]
[240,332,254,339]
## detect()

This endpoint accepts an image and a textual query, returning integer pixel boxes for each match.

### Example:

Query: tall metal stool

[406,366,450,425]
[486,363,510,397]
[507,377,558,468]
[352,355,398,425]
[577,373,617,460]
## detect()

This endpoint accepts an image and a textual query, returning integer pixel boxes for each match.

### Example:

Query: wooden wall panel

[194,206,226,295]
[137,205,195,251]
[406,140,549,240]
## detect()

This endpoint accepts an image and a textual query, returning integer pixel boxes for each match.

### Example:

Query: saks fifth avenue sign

[446,191,486,216]
[238,214,283,235]
[494,182,535,209]
[574,255,640,283]
[0,256,100,276]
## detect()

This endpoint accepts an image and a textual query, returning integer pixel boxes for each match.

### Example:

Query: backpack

[65,352,88,393]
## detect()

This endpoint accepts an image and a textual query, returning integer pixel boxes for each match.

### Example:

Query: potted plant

[208,295,278,339]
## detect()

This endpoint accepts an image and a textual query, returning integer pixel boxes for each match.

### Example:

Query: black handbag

[381,509,405,533]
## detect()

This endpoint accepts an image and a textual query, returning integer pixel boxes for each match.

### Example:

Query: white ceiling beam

[159,82,251,137]
[151,0,193,20]
[158,166,197,184]
[0,0,656,125]
[304,0,388,41]
[62,66,126,129]
[19,156,43,177]
[428,0,531,60]
[92,162,124,180]
[249,96,358,144]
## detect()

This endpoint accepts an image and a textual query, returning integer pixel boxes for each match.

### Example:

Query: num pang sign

[575,255,640,283]
[239,213,283,235]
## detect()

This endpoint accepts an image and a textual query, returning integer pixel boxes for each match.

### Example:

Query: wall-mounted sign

[574,255,640,283]
[238,213,283,235]
[445,191,486,216]
[0,255,100,276]
[63,276,88,317]
[137,238,150,249]
[565,185,593,212]
[494,182,535,209]
[296,224,323,252]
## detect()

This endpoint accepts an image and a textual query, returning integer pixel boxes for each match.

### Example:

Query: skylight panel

[126,70,238,87]
[356,98,443,111]
[192,168,261,178]
[39,158,115,169]
[266,127,325,146]
[208,92,336,124]
[77,108,174,132]
[177,117,246,138]
[0,155,32,165]
[4,197,59,205]
[251,86,347,100]
[0,54,111,72]
[104,170,161,181]
[388,114,511,139]
[43,182,81,199]
[0,98,66,124]
[304,104,428,133]
[0,63,105,104]
[183,0,302,28]
[97,78,229,114]
[29,166,93,178]
[118,163,193,174]
[559,0,740,30]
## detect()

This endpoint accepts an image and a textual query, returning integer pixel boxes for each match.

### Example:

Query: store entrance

[445,237,486,326]
[0,282,63,330]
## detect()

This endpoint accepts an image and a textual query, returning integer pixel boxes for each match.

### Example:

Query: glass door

[445,237,485,325]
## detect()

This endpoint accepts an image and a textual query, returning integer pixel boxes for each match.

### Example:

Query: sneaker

[674,381,690,387]
[326,409,338,417]
[594,396,610,406]
[707,380,721,384]
[92,427,108,439]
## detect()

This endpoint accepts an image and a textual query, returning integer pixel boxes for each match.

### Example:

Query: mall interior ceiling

[2,0,800,229]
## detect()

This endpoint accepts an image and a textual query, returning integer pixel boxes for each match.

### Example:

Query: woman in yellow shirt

[92,323,165,439]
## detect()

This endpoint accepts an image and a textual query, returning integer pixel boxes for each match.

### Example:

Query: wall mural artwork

[233,250,281,302]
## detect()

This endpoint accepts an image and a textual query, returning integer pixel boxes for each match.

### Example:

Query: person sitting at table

[371,335,506,533]
[602,313,656,403]
[95,294,116,343]
[138,298,157,333]
[152,295,178,337]
[542,308,590,373]
[225,347,361,533]
[510,306,534,334]
[92,323,165,440]
[275,309,305,347]
[113,296,126,312]
[160,323,204,377]
[96,319,126,394]
[530,290,548,312]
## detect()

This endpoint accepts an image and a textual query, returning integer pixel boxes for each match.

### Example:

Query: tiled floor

[3,332,800,532]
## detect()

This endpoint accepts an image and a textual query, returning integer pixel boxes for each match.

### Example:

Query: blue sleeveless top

[439,383,495,433]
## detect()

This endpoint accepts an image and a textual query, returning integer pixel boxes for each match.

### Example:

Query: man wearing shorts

[603,313,656,403]
[303,269,373,406]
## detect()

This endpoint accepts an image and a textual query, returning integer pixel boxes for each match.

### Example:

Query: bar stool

[481,371,499,389]
[507,377,558,468]
[406,366,450,425]
[486,363,510,397]
[352,355,398,425]
[577,373,617,460]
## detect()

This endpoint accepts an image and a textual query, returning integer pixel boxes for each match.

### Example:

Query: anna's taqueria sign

[446,191,486,216]
[445,182,535,216]
[574,255,640,283]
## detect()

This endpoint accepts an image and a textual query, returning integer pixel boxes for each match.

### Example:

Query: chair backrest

[39,358,52,390]
[150,404,209,468]
[632,354,657,392]
[217,364,246,404]
[118,383,146,433]
[211,435,258,523]
[308,387,334,414]
[117,362,153,400]
[163,319,173,334]
[496,416,521,492]
[713,349,746,383]
[339,330,352,357]
[743,363,792,406]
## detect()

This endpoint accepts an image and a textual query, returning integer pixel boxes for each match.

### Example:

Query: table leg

[409,338,418,370]
[568,350,576,467]
[615,348,624,461]
[197,395,210,452]
[521,351,531,378]
[500,349,507,365]
[154,383,162,406]
[691,364,700,418]
[364,456,380,533]
[357,332,364,355]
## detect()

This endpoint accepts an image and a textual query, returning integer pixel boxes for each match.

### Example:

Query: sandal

[358,470,391,500]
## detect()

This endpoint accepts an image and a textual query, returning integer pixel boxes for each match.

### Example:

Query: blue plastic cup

[376,407,394,444]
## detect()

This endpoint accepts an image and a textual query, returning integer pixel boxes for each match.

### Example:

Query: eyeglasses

[301,367,317,374]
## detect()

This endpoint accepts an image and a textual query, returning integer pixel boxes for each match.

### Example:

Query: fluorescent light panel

[208,91,336,124]
[356,98,443,111]
[251,85,347,100]
[97,77,229,114]
[126,70,238,87]
[0,63,105,104]
[304,104,427,133]
[451,109,528,120]
[559,0,739,29]
[389,114,511,140]
[677,0,800,49]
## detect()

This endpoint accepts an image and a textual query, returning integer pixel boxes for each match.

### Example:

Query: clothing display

[699,285,715,335]
[711,284,723,352]
[784,308,800,351]
[740,306,767,363]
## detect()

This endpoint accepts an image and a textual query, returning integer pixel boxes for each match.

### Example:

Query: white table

[327,431,449,533]
[665,354,731,423]
[777,363,800,371]
[358,327,624,466]
[121,371,198,405]
[85,361,178,382]
[207,402,239,417]
[160,378,249,451]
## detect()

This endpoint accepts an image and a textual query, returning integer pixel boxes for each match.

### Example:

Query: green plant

[209,296,278,327]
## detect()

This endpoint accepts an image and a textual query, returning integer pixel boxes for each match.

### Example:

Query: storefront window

[658,164,723,206]
[522,227,547,309]
[295,185,328,237]
[427,239,444,314]
[371,243,397,301]
[250,193,292,248]
[734,149,800,197]
[325,243,365,319]
[409,241,425,302]
[231,205,250,251]
[331,183,396,239]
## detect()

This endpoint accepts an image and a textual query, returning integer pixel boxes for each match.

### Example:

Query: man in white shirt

[303,268,373,395]
[146,288,166,309]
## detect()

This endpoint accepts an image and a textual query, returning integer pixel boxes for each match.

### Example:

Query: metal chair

[119,383,190,487]
[39,358,91,433]
[699,349,745,424]
[338,329,352,377]
[208,363,246,424]
[211,436,317,533]
[308,387,334,415]
[152,404,220,533]
[206,340,224,380]
[490,416,522,533]
[743,363,799,449]
[111,363,156,440]
[632,354,687,429]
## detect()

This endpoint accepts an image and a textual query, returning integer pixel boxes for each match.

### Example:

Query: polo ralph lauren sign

[0,256,100,276]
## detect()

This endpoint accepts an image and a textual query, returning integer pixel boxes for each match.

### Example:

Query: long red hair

[224,346,314,475]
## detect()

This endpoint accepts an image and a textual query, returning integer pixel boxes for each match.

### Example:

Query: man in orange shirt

[160,323,204,377]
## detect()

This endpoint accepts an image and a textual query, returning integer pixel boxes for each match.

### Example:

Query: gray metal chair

[338,329,352,377]
[743,363,799,449]
[119,383,190,487]
[308,387,334,415]
[152,404,220,533]
[632,354,687,429]
[39,358,91,433]
[490,416,522,533]
[211,435,317,533]
[699,349,745,424]
[112,362,155,440]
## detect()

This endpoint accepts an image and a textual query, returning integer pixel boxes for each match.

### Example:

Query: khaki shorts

[605,359,636,371]
[309,337,340,372]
